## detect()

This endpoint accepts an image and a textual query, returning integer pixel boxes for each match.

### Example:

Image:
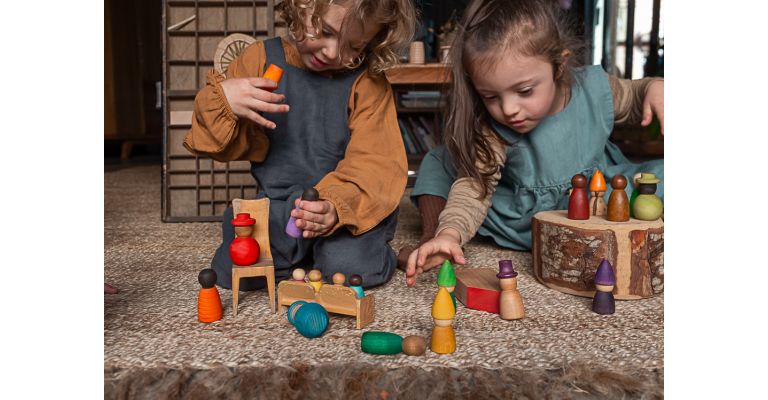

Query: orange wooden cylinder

[198,287,223,323]
[430,325,456,354]
[263,64,284,90]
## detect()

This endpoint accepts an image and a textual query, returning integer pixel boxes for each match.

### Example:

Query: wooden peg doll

[308,269,323,292]
[632,173,663,221]
[291,268,307,282]
[349,274,364,298]
[588,169,607,216]
[497,260,524,320]
[592,259,616,315]
[286,187,320,238]
[436,260,457,310]
[198,269,222,323]
[607,175,630,222]
[568,174,590,220]
[230,213,260,266]
[430,287,456,354]
[332,272,346,286]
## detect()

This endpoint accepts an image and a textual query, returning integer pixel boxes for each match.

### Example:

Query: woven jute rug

[104,165,663,399]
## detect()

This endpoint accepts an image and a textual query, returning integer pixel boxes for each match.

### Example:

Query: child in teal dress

[402,0,664,286]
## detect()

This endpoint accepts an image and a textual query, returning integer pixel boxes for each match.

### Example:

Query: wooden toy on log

[568,174,590,220]
[531,210,663,299]
[588,169,607,216]
[607,174,630,222]
[632,173,663,221]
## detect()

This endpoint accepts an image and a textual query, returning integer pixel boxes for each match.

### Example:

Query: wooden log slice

[532,210,663,299]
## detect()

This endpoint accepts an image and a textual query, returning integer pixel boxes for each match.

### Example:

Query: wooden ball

[292,302,329,338]
[611,175,627,190]
[292,268,306,281]
[308,269,323,282]
[198,269,217,288]
[349,274,363,286]
[571,174,587,188]
[332,272,346,285]
[302,187,320,201]
[401,335,427,356]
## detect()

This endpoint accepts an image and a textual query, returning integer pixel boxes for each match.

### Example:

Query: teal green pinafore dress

[412,66,664,251]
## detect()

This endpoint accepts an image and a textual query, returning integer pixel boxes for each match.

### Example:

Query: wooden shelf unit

[162,0,284,222]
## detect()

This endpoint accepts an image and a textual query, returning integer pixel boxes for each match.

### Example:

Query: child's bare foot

[105,283,119,294]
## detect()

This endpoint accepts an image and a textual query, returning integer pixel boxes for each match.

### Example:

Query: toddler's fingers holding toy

[248,77,279,91]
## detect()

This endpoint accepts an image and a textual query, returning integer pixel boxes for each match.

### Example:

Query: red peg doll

[230,213,260,266]
[568,174,590,220]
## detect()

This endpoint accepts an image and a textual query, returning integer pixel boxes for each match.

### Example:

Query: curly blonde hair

[278,0,416,74]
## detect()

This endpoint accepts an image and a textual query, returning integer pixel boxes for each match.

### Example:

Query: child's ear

[555,49,572,79]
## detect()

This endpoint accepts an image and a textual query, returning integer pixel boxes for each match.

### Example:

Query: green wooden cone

[437,260,456,287]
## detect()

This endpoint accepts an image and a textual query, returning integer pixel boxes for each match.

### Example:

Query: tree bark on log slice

[532,210,663,299]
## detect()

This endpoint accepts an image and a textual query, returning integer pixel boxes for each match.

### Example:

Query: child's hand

[292,198,339,238]
[405,229,466,287]
[220,77,289,129]
[641,80,664,135]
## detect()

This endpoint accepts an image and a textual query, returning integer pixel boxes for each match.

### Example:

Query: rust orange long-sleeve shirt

[184,38,407,236]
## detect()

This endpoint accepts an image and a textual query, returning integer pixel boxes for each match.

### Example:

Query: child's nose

[322,41,339,62]
[501,99,520,118]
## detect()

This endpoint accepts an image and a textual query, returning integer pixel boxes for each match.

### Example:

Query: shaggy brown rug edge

[105,362,663,400]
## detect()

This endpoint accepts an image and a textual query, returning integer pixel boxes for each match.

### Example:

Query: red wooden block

[455,268,500,314]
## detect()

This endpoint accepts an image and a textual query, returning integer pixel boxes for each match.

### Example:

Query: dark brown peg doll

[607,175,630,222]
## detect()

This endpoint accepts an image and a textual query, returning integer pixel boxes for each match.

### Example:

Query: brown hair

[444,0,583,198]
[278,0,416,74]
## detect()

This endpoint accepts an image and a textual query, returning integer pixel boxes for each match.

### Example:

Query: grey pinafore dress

[211,38,398,289]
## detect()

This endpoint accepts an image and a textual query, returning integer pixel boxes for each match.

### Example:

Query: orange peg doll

[262,64,284,92]
[607,175,630,222]
[198,269,223,323]
[588,169,607,216]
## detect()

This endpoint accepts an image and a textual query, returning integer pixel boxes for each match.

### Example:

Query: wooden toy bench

[277,281,374,329]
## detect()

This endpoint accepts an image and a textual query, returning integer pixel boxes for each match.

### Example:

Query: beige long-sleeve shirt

[183,38,407,236]
[436,74,663,245]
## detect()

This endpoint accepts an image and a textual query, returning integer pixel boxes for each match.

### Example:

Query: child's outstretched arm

[609,75,664,134]
[184,42,289,162]
[405,132,507,287]
[405,228,466,287]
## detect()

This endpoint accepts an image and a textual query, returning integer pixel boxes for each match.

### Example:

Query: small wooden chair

[231,198,276,316]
